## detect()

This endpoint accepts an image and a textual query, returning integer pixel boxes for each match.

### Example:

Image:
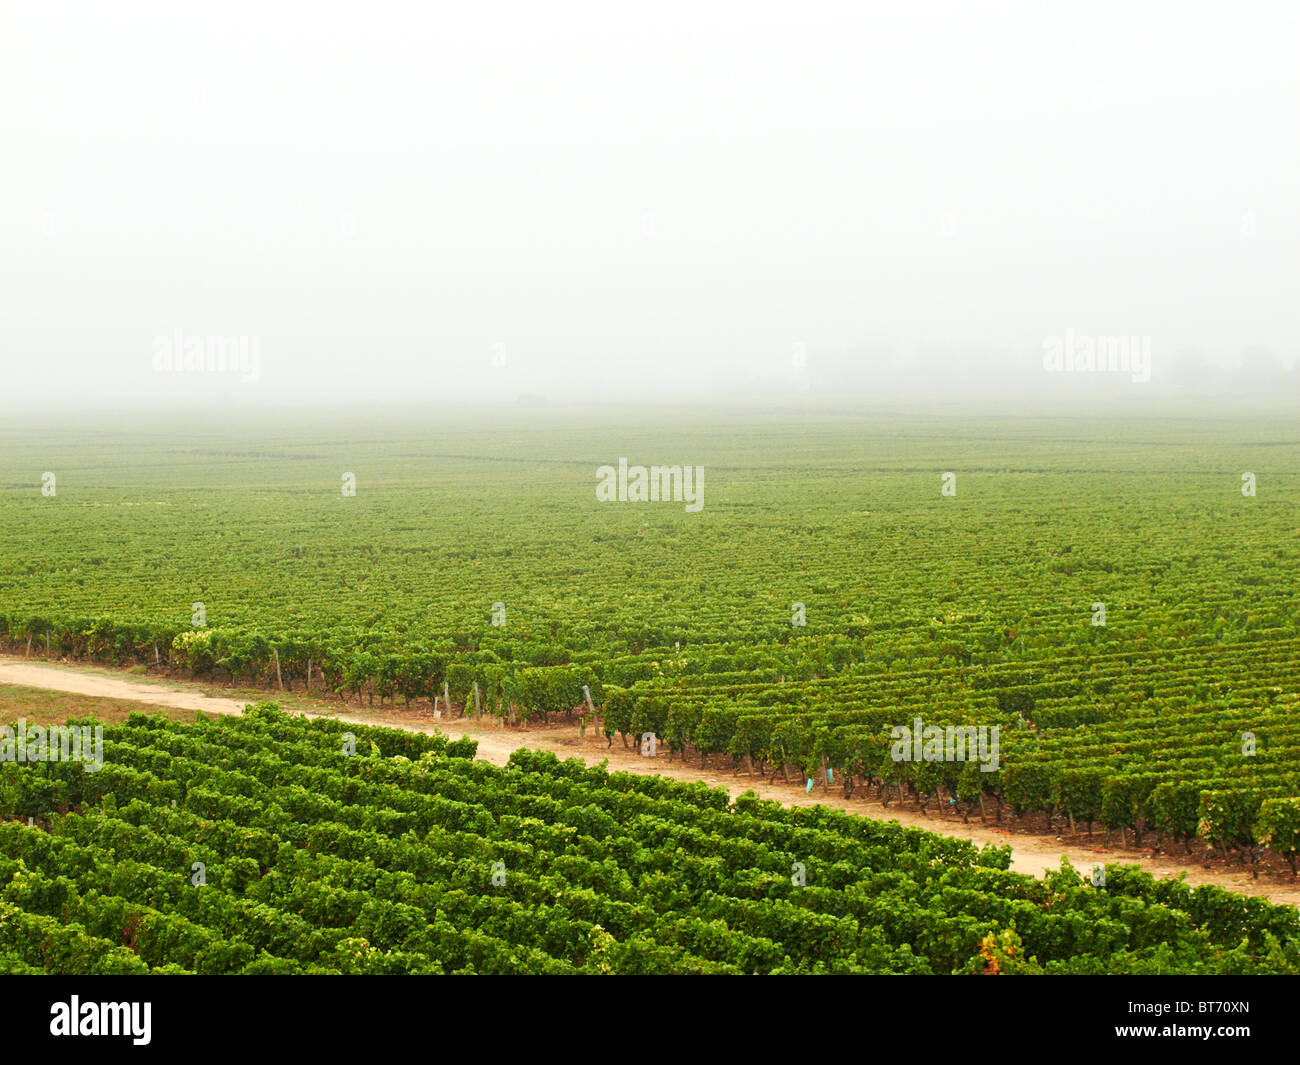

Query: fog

[2,0,1297,409]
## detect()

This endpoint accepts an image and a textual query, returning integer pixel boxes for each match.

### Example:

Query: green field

[3,704,1298,974]
[3,400,1300,867]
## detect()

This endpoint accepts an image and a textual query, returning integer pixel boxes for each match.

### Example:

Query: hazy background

[2,0,1297,409]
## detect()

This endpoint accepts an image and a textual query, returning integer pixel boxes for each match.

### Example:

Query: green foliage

[3,410,1300,969]
[1,710,1297,974]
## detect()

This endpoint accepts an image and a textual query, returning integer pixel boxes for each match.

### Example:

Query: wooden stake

[273,647,283,690]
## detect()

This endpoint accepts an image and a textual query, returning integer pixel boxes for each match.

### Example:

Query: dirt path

[2,656,1297,906]
[0,661,252,717]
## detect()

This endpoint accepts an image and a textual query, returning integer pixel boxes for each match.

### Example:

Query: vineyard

[3,704,1299,974]
[2,403,1299,883]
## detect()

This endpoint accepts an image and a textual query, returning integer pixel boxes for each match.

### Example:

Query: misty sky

[2,0,1297,407]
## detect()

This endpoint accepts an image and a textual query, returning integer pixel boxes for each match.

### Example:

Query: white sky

[2,0,1297,407]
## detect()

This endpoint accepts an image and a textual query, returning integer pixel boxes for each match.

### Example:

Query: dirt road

[2,656,1296,905]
